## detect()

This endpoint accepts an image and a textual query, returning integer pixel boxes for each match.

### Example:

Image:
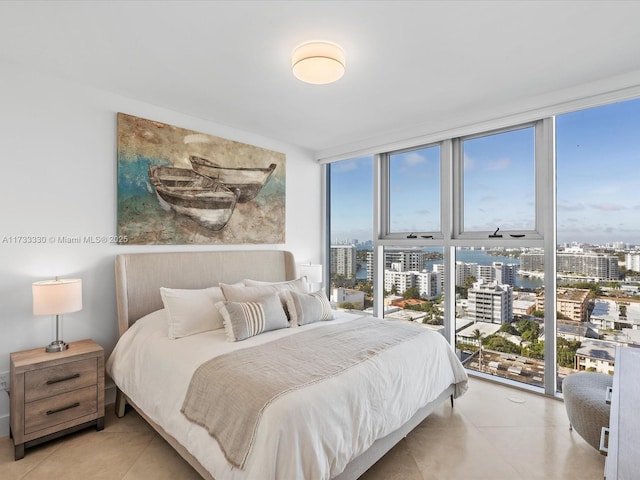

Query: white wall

[0,62,322,436]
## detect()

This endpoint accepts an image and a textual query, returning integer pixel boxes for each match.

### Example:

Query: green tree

[483,335,521,354]
[523,340,544,360]
[499,323,519,335]
[356,280,373,296]
[464,275,477,289]
[403,287,421,299]
[557,337,581,368]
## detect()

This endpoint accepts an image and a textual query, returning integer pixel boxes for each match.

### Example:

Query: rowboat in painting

[148,166,239,231]
[188,155,277,203]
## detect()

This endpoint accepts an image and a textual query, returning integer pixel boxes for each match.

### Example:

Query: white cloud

[403,152,427,167]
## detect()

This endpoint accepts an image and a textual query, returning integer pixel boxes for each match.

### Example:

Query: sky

[331,97,640,246]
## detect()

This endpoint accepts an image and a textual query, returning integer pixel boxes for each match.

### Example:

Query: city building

[557,252,619,281]
[512,292,537,317]
[330,244,357,279]
[384,269,414,295]
[456,322,502,347]
[626,252,640,273]
[467,280,513,324]
[520,251,545,273]
[536,288,590,323]
[523,251,619,281]
[574,339,617,374]
[456,261,478,286]
[384,249,430,272]
[414,271,440,299]
[475,262,517,287]
[331,287,365,309]
[384,269,440,300]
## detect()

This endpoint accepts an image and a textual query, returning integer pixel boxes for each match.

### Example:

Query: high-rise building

[330,244,357,279]
[556,252,618,281]
[520,252,545,272]
[366,250,374,282]
[415,271,440,299]
[384,270,414,295]
[456,261,478,286]
[625,253,640,273]
[384,249,429,271]
[491,262,518,286]
[467,280,513,324]
[384,269,440,299]
[521,251,619,281]
[455,261,517,287]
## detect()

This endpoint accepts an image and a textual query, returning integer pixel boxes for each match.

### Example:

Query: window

[325,95,640,397]
[388,145,440,235]
[328,156,374,313]
[455,246,546,388]
[460,127,536,234]
[555,97,640,391]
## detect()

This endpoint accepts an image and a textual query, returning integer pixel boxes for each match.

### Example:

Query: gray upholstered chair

[563,372,613,451]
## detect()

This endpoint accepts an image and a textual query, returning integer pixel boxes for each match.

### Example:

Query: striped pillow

[216,293,288,342]
[283,289,334,326]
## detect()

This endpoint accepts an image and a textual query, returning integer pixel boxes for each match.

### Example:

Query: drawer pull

[599,427,609,455]
[46,373,80,385]
[46,402,80,415]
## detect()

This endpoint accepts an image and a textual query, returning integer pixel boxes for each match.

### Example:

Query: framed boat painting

[116,113,286,244]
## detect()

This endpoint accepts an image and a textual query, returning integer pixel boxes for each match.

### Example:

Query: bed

[107,250,468,480]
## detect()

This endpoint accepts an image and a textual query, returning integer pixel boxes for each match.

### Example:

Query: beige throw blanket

[181,317,428,470]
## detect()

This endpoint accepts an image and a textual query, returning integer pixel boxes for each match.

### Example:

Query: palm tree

[471,328,485,372]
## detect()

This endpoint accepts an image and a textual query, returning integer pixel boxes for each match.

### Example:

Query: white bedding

[106,310,468,480]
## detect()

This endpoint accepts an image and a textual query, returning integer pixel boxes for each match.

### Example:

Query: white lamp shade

[32,279,82,315]
[292,41,345,85]
[297,264,323,284]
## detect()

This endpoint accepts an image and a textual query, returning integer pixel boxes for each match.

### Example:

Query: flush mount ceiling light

[291,41,345,85]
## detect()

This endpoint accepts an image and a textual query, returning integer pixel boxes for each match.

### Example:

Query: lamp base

[46,340,68,353]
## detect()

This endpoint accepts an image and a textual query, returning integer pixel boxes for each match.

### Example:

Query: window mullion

[541,116,558,396]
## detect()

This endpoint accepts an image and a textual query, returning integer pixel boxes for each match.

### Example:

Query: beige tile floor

[1,378,605,480]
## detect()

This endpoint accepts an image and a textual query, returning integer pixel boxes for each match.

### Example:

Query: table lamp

[32,278,82,352]
[297,263,323,292]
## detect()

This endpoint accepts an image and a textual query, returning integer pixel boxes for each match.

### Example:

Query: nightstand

[9,339,105,460]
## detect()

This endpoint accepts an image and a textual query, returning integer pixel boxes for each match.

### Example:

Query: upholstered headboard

[115,250,296,336]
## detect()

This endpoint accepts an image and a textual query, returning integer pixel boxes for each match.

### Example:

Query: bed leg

[115,388,127,418]
[450,394,454,408]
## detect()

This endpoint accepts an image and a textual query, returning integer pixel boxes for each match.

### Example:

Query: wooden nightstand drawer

[25,358,97,402]
[25,385,97,435]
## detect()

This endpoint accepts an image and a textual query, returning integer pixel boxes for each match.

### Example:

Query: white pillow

[160,286,225,339]
[221,283,283,302]
[243,277,309,293]
[216,293,288,342]
[221,282,304,324]
[282,289,335,326]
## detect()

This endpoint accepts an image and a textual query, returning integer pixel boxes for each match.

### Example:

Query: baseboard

[0,413,8,438]
[105,382,116,406]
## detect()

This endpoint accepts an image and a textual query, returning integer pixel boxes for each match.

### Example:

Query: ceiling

[2,1,640,158]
